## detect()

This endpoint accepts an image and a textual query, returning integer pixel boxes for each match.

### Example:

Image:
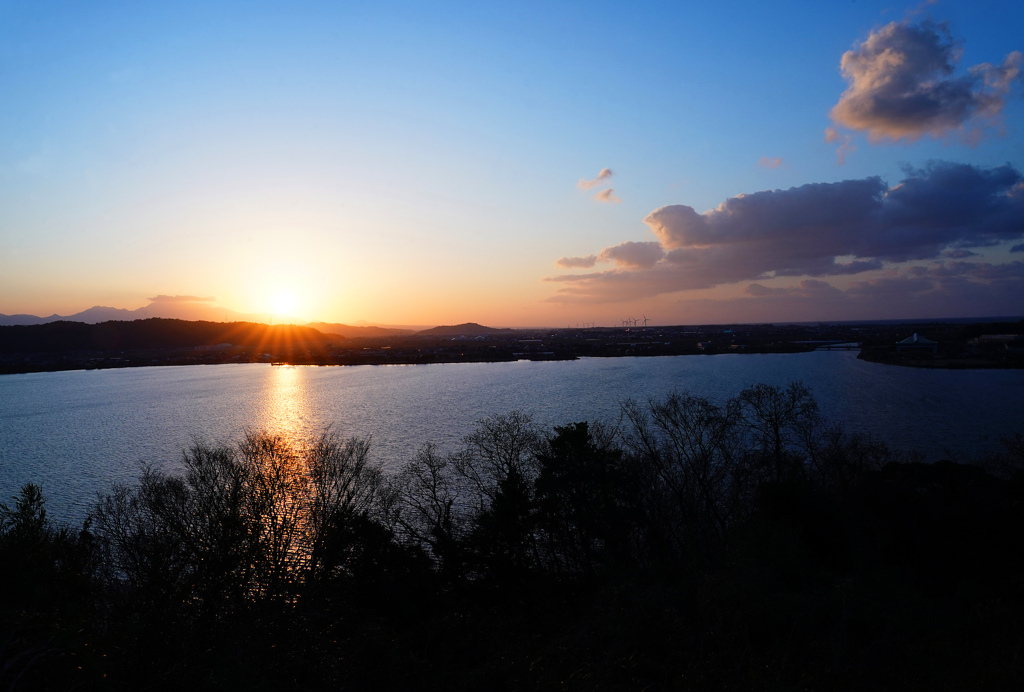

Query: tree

[622,392,744,556]
[93,430,387,615]
[534,422,630,576]
[396,443,467,577]
[454,410,542,512]
[470,464,538,579]
[737,381,819,481]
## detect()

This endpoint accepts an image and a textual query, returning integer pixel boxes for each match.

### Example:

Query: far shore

[3,318,1022,375]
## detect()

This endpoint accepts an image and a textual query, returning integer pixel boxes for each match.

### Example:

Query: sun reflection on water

[266,365,312,441]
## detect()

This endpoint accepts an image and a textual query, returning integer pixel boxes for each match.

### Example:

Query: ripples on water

[1,352,1022,521]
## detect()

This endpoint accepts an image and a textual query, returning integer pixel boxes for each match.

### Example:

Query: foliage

[93,430,388,616]
[4,382,1024,689]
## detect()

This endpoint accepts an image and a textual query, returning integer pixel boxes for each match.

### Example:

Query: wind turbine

[642,314,649,328]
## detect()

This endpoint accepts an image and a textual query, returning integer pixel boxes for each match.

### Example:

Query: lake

[1,351,1022,522]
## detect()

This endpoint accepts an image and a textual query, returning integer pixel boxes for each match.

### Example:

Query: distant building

[896,333,938,356]
[970,334,1024,352]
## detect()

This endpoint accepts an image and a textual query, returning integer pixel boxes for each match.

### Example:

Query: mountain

[1,305,422,336]
[0,313,56,326]
[415,322,513,336]
[0,302,262,326]
[304,322,414,338]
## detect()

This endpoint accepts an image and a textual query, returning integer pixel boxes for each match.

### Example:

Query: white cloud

[830,20,1023,142]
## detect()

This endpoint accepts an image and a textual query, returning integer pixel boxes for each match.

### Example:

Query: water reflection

[265,365,311,441]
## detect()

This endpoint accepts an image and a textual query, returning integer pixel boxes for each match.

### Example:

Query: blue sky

[2,0,1022,325]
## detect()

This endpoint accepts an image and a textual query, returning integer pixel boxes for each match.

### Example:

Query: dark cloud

[148,294,216,303]
[1012,243,1024,253]
[546,162,1024,304]
[943,248,978,259]
[674,264,1024,323]
[578,168,614,190]
[924,259,1024,281]
[556,255,597,269]
[598,241,665,269]
[830,20,1022,142]
[744,280,841,298]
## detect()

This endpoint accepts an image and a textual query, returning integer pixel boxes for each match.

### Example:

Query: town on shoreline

[2,317,1022,375]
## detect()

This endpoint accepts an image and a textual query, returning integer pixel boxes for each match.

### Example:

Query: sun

[269,290,299,320]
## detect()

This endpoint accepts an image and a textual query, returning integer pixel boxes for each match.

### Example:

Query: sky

[2,0,1023,327]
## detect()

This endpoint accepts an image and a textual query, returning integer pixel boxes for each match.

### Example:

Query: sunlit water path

[2,352,1022,521]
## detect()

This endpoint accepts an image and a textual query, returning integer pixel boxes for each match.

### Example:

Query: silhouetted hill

[415,322,513,336]
[0,313,57,326]
[0,318,336,353]
[305,322,414,338]
[0,302,262,325]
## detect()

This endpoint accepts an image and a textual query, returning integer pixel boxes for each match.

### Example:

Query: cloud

[824,126,856,165]
[830,20,1023,142]
[745,279,845,298]
[593,188,621,203]
[545,161,1024,304]
[578,168,614,190]
[679,263,1024,323]
[757,156,783,169]
[598,241,665,269]
[942,248,977,259]
[556,255,597,269]
[148,294,216,303]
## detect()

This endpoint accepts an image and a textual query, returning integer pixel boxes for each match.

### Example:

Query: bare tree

[622,392,744,555]
[453,410,543,512]
[737,381,819,481]
[93,430,385,612]
[395,443,466,573]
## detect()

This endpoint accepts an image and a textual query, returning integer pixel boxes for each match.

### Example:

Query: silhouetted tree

[396,443,468,578]
[454,410,543,512]
[534,422,630,576]
[94,430,387,616]
[622,392,745,556]
[800,421,897,491]
[470,464,538,579]
[737,381,819,481]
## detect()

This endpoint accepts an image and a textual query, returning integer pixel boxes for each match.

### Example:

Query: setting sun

[269,290,299,319]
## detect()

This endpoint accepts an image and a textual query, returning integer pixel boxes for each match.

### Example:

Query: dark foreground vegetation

[3,383,1023,690]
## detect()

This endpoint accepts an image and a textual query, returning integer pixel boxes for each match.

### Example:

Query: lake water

[1,352,1022,522]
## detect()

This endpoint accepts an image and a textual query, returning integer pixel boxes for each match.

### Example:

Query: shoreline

[4,318,1022,374]
[5,345,1024,376]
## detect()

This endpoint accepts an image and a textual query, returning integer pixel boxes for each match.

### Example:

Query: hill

[0,318,336,353]
[305,322,414,338]
[415,322,513,336]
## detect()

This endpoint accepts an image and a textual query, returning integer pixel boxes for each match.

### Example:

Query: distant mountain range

[0,302,261,326]
[0,304,424,336]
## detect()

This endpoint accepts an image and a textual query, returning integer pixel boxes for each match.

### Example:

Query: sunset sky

[2,1,1023,326]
